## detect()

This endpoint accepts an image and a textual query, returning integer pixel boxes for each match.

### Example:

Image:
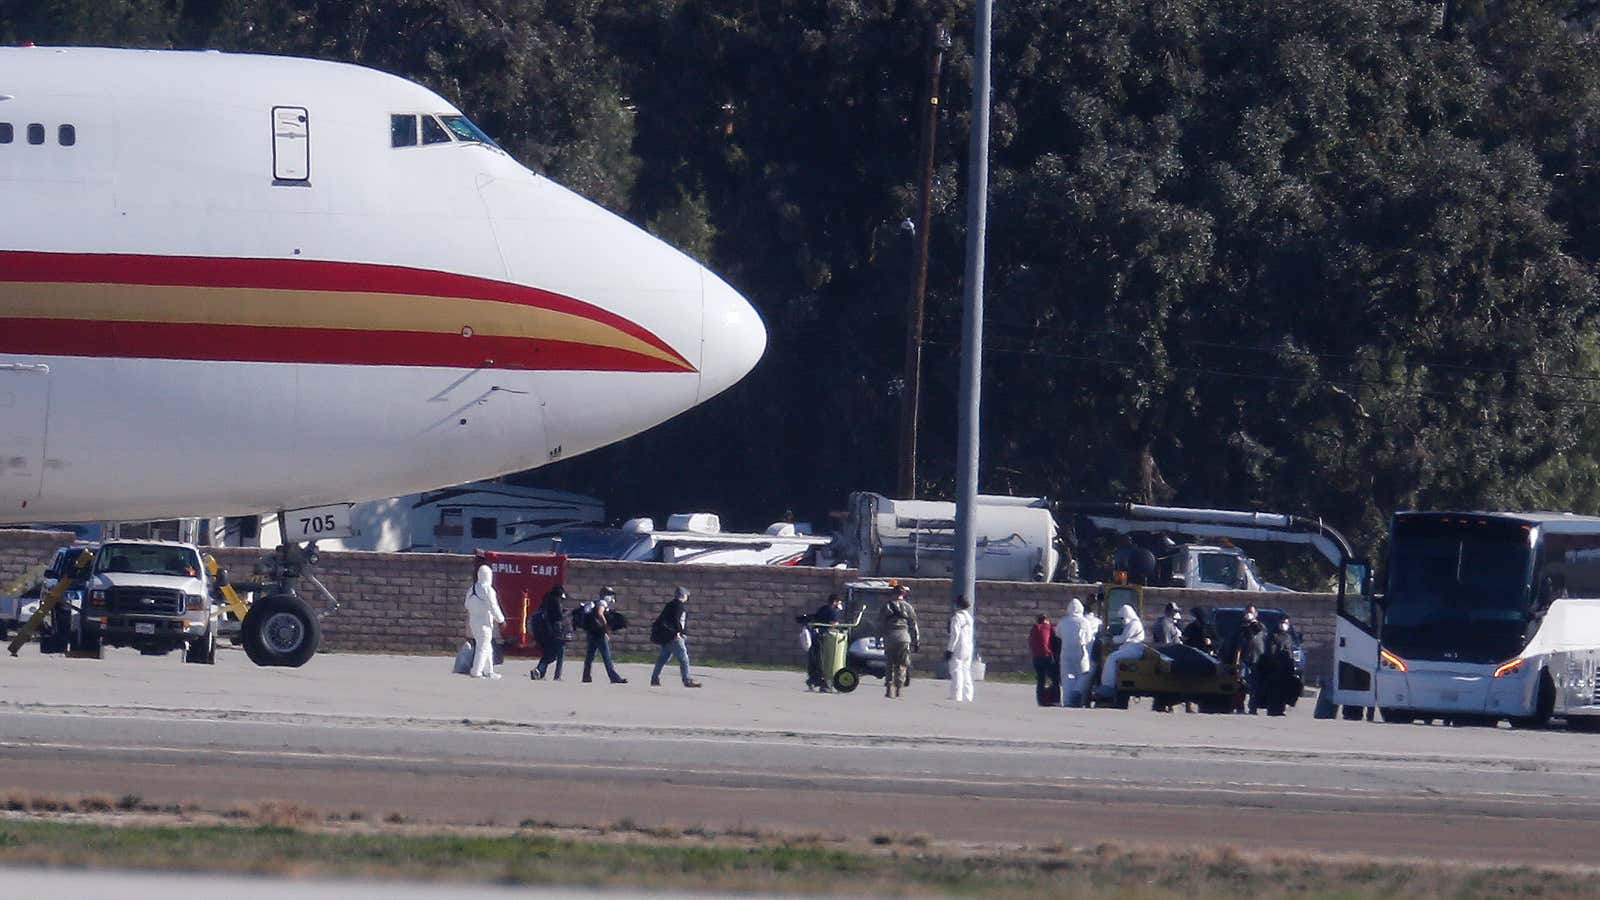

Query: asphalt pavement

[2,647,1599,866]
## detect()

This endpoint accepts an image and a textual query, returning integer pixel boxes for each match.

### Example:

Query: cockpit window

[391,114,418,147]
[420,115,451,145]
[440,115,499,149]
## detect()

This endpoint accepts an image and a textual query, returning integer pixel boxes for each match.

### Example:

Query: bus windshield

[1382,518,1534,662]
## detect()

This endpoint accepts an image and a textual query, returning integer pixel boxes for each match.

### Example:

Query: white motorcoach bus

[1327,512,1600,729]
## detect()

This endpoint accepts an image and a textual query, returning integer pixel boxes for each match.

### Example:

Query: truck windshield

[1382,518,1533,663]
[96,546,202,578]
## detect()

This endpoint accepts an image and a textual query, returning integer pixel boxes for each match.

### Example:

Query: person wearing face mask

[945,596,976,703]
[1098,604,1147,700]
[1056,598,1096,708]
[582,587,628,684]
[1226,606,1266,713]
[1256,617,1300,716]
[530,585,570,681]
[464,565,506,680]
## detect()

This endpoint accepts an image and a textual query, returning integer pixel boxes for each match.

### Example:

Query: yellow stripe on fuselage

[0,282,689,369]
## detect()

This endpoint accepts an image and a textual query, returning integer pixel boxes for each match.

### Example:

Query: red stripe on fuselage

[0,319,691,373]
[0,250,693,369]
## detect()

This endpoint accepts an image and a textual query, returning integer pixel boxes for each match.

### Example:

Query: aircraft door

[272,106,310,183]
[0,363,50,509]
[1327,560,1379,712]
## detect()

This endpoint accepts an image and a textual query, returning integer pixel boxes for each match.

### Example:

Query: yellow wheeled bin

[811,608,865,693]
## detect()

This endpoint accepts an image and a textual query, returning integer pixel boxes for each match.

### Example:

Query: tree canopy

[7,0,1600,554]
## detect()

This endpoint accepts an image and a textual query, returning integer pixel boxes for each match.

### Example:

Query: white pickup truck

[78,540,220,664]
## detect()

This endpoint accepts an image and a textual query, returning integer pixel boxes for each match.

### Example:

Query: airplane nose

[698,270,766,402]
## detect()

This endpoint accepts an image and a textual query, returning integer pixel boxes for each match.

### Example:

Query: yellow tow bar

[7,548,93,657]
[204,554,251,623]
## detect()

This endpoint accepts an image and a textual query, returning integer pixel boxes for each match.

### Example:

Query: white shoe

[486,673,503,680]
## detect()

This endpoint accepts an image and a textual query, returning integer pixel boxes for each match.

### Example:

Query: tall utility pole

[896,23,948,501]
[954,0,993,663]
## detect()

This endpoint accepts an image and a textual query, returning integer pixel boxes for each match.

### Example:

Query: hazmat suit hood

[1067,598,1084,617]
[1118,604,1137,623]
[465,566,504,623]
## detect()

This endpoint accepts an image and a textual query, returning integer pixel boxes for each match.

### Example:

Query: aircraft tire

[243,594,320,668]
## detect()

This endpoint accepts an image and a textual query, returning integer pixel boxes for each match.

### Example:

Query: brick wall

[0,531,1338,680]
[0,529,76,592]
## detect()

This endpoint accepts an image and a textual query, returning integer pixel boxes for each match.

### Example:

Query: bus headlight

[1493,658,1525,678]
[1379,648,1408,673]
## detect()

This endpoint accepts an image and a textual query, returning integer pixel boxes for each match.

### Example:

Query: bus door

[1328,560,1378,710]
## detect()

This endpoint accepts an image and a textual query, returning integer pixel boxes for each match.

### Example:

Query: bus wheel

[1510,671,1556,729]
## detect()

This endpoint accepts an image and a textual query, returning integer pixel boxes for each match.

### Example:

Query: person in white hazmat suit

[1098,604,1147,696]
[1056,598,1097,707]
[465,565,507,679]
[945,595,976,702]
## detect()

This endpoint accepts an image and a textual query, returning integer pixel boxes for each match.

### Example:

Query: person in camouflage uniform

[879,585,920,699]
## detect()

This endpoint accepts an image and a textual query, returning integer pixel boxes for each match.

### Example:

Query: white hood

[1067,598,1084,617]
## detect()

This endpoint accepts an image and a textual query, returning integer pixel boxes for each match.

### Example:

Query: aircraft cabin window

[420,115,451,145]
[0,123,11,143]
[439,115,499,149]
[58,124,75,147]
[26,123,44,145]
[391,114,417,147]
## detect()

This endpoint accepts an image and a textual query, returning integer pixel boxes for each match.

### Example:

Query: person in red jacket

[1028,613,1058,706]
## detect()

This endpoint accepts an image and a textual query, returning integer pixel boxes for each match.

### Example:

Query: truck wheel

[70,624,103,659]
[242,595,320,668]
[184,624,216,665]
[832,668,859,693]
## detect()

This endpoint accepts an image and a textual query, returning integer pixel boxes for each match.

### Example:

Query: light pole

[953,0,993,675]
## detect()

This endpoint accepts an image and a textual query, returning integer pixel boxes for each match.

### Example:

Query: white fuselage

[0,48,764,524]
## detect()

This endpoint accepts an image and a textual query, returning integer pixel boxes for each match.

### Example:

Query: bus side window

[1545,532,1600,601]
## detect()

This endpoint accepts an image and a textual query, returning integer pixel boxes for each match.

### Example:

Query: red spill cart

[473,551,567,657]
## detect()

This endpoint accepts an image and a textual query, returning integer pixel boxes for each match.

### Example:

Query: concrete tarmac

[3,647,1600,866]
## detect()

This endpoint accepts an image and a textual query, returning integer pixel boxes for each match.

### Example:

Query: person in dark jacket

[1180,606,1217,654]
[650,586,702,688]
[582,587,628,684]
[1255,618,1300,716]
[801,593,844,692]
[1027,613,1058,706]
[1226,606,1266,713]
[530,585,569,680]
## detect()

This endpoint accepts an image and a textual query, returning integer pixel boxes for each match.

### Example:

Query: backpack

[650,600,680,645]
[571,606,588,634]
